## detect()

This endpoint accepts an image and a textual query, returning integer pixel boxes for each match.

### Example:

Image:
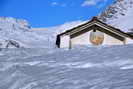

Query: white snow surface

[0,45,133,89]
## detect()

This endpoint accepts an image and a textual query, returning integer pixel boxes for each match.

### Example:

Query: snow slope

[0,45,133,89]
[99,0,133,32]
[32,20,85,48]
[0,17,84,48]
[0,17,44,48]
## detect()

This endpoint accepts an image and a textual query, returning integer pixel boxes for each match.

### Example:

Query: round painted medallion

[90,30,104,45]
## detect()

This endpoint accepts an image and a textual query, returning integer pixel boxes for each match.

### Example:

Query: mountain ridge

[99,0,133,32]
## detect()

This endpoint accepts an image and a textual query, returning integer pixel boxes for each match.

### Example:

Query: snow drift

[0,45,133,89]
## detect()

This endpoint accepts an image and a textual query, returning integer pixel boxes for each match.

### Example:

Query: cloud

[51,2,59,6]
[51,2,67,7]
[82,0,107,7]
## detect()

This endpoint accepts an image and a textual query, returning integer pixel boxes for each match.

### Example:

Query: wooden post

[123,38,126,45]
[69,39,72,49]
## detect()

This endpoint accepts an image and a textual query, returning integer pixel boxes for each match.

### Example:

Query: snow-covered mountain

[0,17,84,48]
[99,0,133,32]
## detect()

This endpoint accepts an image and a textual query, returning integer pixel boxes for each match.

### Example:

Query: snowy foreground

[0,45,133,89]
